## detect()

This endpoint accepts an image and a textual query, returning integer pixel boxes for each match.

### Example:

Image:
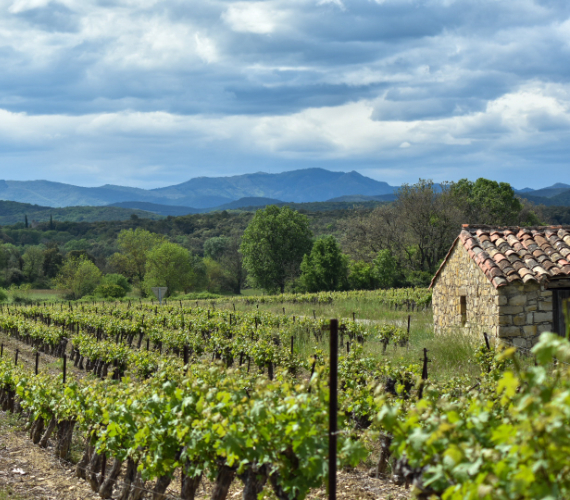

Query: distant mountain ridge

[0,169,397,209]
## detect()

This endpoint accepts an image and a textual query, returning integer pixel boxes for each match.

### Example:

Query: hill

[109,202,200,216]
[520,189,570,207]
[0,200,163,225]
[0,168,398,208]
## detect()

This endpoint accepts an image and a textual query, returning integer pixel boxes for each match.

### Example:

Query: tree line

[0,178,543,299]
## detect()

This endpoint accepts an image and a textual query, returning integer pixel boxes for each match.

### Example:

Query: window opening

[460,296,467,326]
[554,290,570,337]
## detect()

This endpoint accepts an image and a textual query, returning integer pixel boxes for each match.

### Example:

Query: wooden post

[62,354,67,384]
[35,352,39,375]
[14,349,19,366]
[329,319,338,500]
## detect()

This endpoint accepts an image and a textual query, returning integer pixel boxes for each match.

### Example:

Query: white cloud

[221,2,286,34]
[317,0,345,11]
[195,33,218,63]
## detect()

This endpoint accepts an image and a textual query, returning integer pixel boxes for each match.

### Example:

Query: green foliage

[372,249,399,289]
[451,177,540,225]
[347,260,377,290]
[241,205,313,293]
[204,236,230,261]
[95,283,126,298]
[143,241,197,296]
[378,334,570,499]
[22,245,44,282]
[101,273,132,293]
[42,246,64,278]
[300,235,348,292]
[110,228,165,284]
[0,288,7,302]
[55,256,102,299]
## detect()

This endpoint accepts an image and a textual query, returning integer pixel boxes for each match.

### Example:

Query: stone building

[430,225,570,347]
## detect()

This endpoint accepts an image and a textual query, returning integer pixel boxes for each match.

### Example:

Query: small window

[553,290,570,337]
[460,296,467,325]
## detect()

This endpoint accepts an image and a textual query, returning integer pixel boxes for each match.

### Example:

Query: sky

[1,0,570,190]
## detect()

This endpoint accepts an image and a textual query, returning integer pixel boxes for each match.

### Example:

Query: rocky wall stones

[432,243,554,348]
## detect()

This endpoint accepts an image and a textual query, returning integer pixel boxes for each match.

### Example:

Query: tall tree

[22,246,45,282]
[450,178,540,225]
[109,228,164,285]
[42,246,64,278]
[300,236,348,292]
[143,241,196,296]
[56,256,102,299]
[241,205,313,293]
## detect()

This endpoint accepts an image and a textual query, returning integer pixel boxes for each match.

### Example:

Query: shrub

[94,283,127,299]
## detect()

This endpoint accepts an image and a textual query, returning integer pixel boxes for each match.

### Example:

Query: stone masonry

[431,225,569,348]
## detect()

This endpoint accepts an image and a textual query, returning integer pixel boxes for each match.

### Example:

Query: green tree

[372,249,399,289]
[56,256,102,299]
[95,273,132,298]
[450,178,539,225]
[205,235,246,294]
[22,246,45,283]
[347,260,378,290]
[241,205,313,293]
[143,241,196,297]
[203,257,225,293]
[42,246,64,278]
[204,237,230,261]
[110,228,164,285]
[0,244,23,287]
[300,236,348,292]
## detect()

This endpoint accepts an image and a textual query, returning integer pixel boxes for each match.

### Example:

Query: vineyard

[1,288,569,500]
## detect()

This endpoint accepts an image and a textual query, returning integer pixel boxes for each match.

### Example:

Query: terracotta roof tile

[430,225,570,289]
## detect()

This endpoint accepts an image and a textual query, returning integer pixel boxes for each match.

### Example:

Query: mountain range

[0,169,396,209]
[0,170,568,218]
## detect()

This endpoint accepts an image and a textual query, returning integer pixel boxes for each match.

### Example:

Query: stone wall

[497,283,553,348]
[432,242,554,347]
[432,243,500,337]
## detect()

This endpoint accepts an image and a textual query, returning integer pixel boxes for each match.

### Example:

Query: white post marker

[151,287,168,305]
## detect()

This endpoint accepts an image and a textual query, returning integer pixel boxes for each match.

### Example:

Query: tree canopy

[300,236,348,292]
[241,205,313,293]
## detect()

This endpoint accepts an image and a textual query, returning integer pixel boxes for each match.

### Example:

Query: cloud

[0,0,569,188]
[221,2,286,34]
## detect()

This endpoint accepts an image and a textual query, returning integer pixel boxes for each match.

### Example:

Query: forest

[0,177,563,301]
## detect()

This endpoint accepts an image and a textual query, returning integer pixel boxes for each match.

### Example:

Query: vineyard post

[352,312,355,321]
[329,319,338,500]
[35,352,39,375]
[0,343,3,357]
[483,332,491,350]
[418,348,430,399]
[407,315,411,349]
[14,349,19,366]
[291,335,294,356]
[62,354,67,384]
